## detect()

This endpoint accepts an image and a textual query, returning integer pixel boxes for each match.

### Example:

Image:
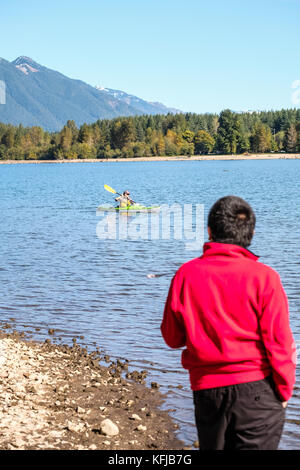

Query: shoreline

[0,153,300,164]
[0,326,185,450]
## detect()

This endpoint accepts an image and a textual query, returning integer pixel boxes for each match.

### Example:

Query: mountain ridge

[0,56,181,131]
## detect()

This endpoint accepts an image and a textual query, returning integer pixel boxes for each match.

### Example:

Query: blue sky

[1,0,299,113]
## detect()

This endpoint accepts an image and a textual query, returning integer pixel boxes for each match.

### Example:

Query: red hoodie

[161,242,296,401]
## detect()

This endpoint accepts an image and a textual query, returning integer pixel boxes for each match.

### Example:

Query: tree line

[1,108,300,160]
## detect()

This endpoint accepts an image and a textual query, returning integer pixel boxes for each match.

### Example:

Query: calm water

[0,159,299,449]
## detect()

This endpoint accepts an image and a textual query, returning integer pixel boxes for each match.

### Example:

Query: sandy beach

[0,153,300,164]
[0,327,184,450]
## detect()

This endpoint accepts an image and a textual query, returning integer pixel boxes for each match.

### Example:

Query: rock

[76,406,85,414]
[92,382,101,388]
[135,425,147,432]
[130,414,142,421]
[67,421,86,433]
[48,329,55,335]
[151,382,159,389]
[56,384,69,393]
[89,444,97,450]
[100,419,119,437]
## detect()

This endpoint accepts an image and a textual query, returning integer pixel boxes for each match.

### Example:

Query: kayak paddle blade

[104,184,117,194]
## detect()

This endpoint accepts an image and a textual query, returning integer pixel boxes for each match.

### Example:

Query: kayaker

[115,190,134,208]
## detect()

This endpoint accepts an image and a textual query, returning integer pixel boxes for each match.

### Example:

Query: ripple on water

[0,160,299,448]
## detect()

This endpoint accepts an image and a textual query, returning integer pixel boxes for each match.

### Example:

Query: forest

[0,108,300,160]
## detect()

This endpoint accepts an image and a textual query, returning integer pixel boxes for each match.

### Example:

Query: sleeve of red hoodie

[161,273,186,349]
[259,270,296,402]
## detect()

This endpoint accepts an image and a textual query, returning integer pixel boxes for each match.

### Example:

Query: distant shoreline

[1,153,300,164]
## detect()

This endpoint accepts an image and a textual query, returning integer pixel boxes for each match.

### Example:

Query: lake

[0,159,299,449]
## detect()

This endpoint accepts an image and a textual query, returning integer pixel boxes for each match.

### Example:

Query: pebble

[0,330,183,451]
[66,421,86,433]
[151,382,159,389]
[100,419,119,437]
[131,414,142,421]
[135,425,147,432]
[76,406,85,414]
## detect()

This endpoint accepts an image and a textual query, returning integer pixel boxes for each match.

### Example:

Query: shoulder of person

[173,257,201,280]
[256,260,282,280]
[253,261,286,294]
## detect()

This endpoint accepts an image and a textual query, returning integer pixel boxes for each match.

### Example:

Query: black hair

[208,196,256,248]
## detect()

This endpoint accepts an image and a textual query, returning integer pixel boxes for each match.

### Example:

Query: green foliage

[194,130,215,154]
[0,108,300,160]
[250,122,272,153]
[274,131,285,151]
[284,124,298,153]
[217,110,241,154]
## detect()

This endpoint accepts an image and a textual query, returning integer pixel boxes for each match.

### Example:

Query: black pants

[193,376,285,450]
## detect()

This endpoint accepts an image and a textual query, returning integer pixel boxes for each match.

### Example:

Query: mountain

[94,86,180,115]
[0,56,181,131]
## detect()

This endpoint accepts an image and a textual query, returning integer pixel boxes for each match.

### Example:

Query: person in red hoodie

[161,195,296,450]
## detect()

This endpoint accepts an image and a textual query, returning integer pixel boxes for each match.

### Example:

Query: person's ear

[208,227,213,241]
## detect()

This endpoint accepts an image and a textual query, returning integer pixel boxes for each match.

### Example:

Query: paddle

[104,184,122,197]
[104,184,136,204]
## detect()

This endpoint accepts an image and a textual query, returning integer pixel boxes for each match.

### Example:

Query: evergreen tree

[284,124,298,152]
[1,127,15,148]
[66,120,79,143]
[79,123,93,146]
[59,125,73,151]
[217,110,241,154]
[111,119,135,150]
[250,122,272,153]
[274,131,285,151]
[0,107,299,160]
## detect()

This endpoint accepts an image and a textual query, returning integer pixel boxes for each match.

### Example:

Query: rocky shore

[0,329,184,450]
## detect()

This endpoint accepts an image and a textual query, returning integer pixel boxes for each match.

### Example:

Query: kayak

[97,204,161,213]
